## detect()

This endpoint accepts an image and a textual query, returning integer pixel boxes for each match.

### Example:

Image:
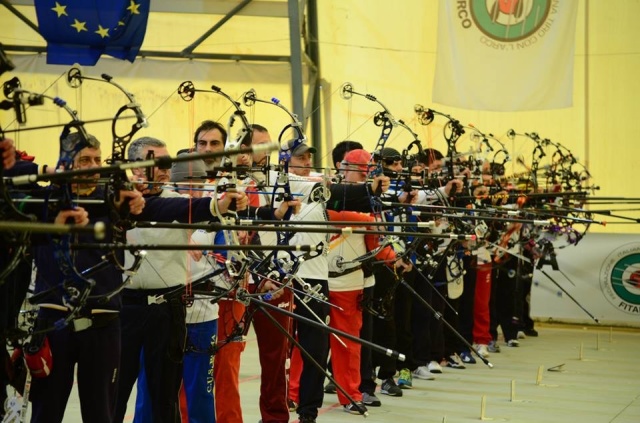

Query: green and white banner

[433,0,579,111]
[532,233,640,327]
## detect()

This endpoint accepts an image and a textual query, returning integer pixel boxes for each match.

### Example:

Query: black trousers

[395,268,416,371]
[412,262,448,365]
[294,278,329,419]
[517,260,535,331]
[411,266,433,367]
[442,294,461,357]
[29,312,120,423]
[457,255,476,352]
[371,266,398,379]
[490,261,519,342]
[114,288,186,423]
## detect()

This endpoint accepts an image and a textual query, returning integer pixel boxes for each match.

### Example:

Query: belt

[38,307,119,333]
[329,265,362,279]
[122,286,183,306]
[72,313,119,332]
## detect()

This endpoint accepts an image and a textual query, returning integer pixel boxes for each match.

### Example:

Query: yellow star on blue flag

[70,19,87,33]
[51,2,67,17]
[95,25,110,38]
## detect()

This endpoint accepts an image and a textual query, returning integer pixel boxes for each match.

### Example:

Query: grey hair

[128,137,166,161]
[63,132,100,155]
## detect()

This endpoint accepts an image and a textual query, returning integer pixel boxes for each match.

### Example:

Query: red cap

[17,150,35,162]
[343,149,372,171]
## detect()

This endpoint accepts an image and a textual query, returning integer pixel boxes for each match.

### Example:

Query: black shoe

[380,378,403,397]
[524,328,539,337]
[288,398,297,412]
[324,380,337,394]
[343,401,368,414]
[299,416,316,423]
[362,392,382,406]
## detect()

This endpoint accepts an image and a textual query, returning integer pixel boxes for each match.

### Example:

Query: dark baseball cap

[282,139,317,157]
[380,147,401,159]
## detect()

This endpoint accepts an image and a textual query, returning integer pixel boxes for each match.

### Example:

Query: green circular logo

[610,254,640,303]
[470,0,551,42]
[600,243,640,315]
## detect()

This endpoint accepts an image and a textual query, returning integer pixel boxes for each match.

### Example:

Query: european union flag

[35,0,150,66]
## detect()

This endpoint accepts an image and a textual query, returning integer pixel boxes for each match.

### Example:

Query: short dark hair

[193,120,227,146]
[241,123,269,147]
[420,148,443,166]
[250,123,268,133]
[332,140,363,167]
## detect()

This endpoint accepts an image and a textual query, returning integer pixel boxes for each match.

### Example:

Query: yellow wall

[1,0,638,232]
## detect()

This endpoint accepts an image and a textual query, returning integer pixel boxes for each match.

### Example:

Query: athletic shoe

[412,365,436,380]
[428,360,443,373]
[444,354,466,369]
[397,368,413,389]
[324,380,337,394]
[517,330,527,339]
[362,392,382,407]
[507,339,520,347]
[459,351,476,364]
[474,344,490,357]
[344,401,368,414]
[288,398,297,412]
[524,328,539,337]
[488,340,501,353]
[380,378,403,396]
[299,416,316,423]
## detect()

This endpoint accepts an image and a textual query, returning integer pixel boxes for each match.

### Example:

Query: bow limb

[3,83,99,328]
[176,83,256,300]
[66,67,148,155]
[340,82,396,201]
[66,67,148,235]
[208,85,254,283]
[27,88,97,311]
[242,89,306,279]
[508,130,596,248]
[211,176,249,286]
[464,124,511,187]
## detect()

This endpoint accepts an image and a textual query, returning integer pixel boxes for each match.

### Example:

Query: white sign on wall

[531,233,640,327]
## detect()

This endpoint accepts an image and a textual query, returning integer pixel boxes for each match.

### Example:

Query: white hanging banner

[433,0,579,111]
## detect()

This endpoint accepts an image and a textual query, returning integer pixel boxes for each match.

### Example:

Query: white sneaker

[444,354,466,369]
[517,331,526,339]
[412,366,435,380]
[428,360,443,374]
[507,339,520,347]
[488,340,501,353]
[474,344,490,358]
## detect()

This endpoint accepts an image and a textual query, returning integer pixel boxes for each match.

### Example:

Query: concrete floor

[8,324,640,423]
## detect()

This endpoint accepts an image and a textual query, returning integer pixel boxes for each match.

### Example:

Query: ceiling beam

[182,0,253,55]
[1,0,40,36]
[2,45,291,62]
[7,0,289,18]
